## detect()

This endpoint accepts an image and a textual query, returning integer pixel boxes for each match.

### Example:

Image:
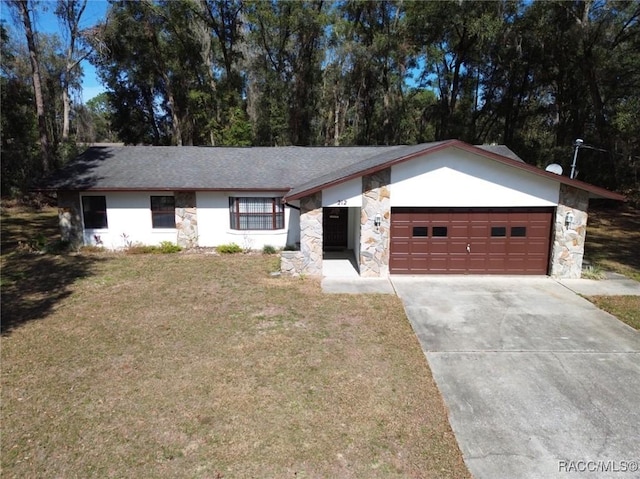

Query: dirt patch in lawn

[1,208,470,478]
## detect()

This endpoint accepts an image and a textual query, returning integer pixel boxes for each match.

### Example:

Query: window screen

[151,196,176,228]
[229,197,284,230]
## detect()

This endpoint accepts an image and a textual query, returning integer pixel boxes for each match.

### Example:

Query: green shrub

[125,244,157,255]
[158,241,181,254]
[125,241,182,254]
[216,243,242,254]
[262,244,277,255]
[17,234,69,254]
[29,233,48,251]
[582,264,606,280]
[44,239,71,254]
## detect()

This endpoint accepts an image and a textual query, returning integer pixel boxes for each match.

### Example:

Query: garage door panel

[469,225,490,238]
[392,241,411,254]
[489,241,507,254]
[430,241,450,254]
[390,207,552,274]
[524,240,548,254]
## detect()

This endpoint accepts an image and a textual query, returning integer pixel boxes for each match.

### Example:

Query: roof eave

[44,186,292,193]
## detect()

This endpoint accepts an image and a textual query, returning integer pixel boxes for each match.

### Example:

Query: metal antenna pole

[570,139,583,179]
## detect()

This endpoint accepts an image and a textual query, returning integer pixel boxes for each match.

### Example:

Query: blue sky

[3,0,109,102]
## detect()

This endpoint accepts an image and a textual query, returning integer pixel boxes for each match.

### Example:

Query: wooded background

[2,0,639,199]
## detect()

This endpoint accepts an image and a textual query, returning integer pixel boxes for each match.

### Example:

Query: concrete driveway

[392,276,640,479]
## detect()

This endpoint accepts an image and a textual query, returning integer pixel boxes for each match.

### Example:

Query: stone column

[299,192,323,276]
[175,191,198,248]
[57,190,83,249]
[360,168,391,277]
[549,184,589,279]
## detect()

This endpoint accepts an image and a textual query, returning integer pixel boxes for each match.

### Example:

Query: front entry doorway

[323,207,348,250]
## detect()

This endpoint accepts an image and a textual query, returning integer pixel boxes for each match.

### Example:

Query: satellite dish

[545,163,563,175]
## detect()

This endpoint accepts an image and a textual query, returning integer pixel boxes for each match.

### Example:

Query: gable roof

[41,140,624,201]
[284,140,625,201]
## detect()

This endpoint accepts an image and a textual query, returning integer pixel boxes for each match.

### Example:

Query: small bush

[262,244,277,255]
[29,233,48,251]
[125,244,157,255]
[17,234,69,254]
[158,241,182,254]
[216,243,242,254]
[44,239,71,254]
[582,264,606,280]
[126,241,182,254]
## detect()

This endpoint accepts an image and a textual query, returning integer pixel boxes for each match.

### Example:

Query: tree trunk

[16,0,50,173]
[62,70,71,140]
[334,91,340,146]
[197,0,218,145]
[59,0,88,141]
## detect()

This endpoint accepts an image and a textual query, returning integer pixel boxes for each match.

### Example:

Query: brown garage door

[390,208,553,274]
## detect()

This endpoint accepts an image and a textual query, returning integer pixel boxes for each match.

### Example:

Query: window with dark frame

[432,226,448,237]
[511,226,527,237]
[151,196,176,228]
[491,226,507,237]
[229,197,284,230]
[82,196,108,229]
[412,226,428,237]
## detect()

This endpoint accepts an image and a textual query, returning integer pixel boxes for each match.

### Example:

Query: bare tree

[55,0,89,141]
[11,0,51,173]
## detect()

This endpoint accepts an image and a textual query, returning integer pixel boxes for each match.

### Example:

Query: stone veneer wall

[297,192,323,275]
[57,190,83,248]
[549,184,590,279]
[175,191,199,248]
[360,168,391,277]
[280,250,305,276]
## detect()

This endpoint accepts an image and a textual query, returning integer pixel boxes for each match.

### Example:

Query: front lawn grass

[1,206,470,478]
[588,296,640,330]
[584,203,640,330]
[585,203,640,282]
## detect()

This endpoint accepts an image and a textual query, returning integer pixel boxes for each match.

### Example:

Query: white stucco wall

[196,191,292,249]
[322,178,363,207]
[350,207,361,272]
[82,191,176,249]
[390,149,560,207]
[81,190,295,250]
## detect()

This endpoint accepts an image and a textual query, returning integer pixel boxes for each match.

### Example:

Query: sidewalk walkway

[556,272,640,296]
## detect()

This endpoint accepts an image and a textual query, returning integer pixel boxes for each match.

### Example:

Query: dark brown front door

[390,207,553,274]
[323,207,348,250]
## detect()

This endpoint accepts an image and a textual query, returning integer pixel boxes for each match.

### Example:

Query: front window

[229,197,284,230]
[151,196,176,228]
[82,196,108,229]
